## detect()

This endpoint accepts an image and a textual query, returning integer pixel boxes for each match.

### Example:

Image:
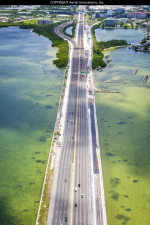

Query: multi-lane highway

[73,12,90,225]
[47,5,106,225]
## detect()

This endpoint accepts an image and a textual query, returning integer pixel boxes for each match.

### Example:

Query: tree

[123,25,128,29]
[102,23,105,29]
[134,46,139,50]
[120,21,124,27]
[141,38,147,44]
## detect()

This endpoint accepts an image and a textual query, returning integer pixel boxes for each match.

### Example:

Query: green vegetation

[92,51,106,69]
[95,29,150,224]
[116,214,131,224]
[37,5,77,12]
[21,19,38,25]
[102,21,134,29]
[0,26,66,225]
[109,191,120,201]
[62,21,77,38]
[92,22,107,69]
[141,37,147,44]
[20,24,69,68]
[0,22,69,68]
[132,37,150,51]
[87,12,92,20]
[110,177,120,187]
[99,39,128,50]
[92,22,128,69]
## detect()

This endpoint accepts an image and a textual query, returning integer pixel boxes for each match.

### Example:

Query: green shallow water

[94,29,150,225]
[0,26,64,225]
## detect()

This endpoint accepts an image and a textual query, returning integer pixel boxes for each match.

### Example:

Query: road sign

[81,71,90,74]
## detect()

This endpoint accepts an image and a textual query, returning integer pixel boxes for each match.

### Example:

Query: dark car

[78,184,80,187]
[75,203,77,207]
[65,217,68,222]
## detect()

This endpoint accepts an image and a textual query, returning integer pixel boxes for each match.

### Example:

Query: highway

[47,5,106,225]
[50,26,78,225]
[73,11,91,225]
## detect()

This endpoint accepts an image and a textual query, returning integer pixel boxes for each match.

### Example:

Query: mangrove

[0,21,69,68]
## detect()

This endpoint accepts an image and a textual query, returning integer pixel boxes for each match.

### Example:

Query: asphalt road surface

[73,12,91,225]
[48,6,102,225]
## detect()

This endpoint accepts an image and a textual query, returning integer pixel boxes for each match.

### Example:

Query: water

[95,28,145,45]
[94,29,150,225]
[65,26,73,35]
[0,26,64,225]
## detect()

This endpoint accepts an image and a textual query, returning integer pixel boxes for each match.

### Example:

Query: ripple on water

[0,27,65,225]
[95,28,150,225]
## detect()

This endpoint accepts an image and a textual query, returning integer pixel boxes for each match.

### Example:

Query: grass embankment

[62,21,77,38]
[92,23,129,69]
[0,22,69,68]
[37,156,54,225]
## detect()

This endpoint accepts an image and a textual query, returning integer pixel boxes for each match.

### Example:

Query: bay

[95,29,150,225]
[0,26,64,225]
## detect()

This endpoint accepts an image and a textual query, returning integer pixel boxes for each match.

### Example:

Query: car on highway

[81,194,84,198]
[65,217,68,222]
[78,184,80,187]
[75,203,77,207]
[75,187,77,192]
[60,222,63,225]
[58,143,61,147]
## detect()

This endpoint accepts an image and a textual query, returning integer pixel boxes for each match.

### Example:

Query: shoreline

[91,22,129,69]
[36,63,70,225]
[36,22,74,225]
[0,26,65,225]
[133,49,150,52]
[102,27,138,29]
[103,45,128,52]
[0,22,69,69]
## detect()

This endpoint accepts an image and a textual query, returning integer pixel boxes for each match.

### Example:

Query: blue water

[95,28,145,45]
[65,26,73,35]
